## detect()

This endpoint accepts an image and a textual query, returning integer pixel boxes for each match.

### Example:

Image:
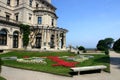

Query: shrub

[83,49,87,53]
[78,46,85,51]
[0,58,2,73]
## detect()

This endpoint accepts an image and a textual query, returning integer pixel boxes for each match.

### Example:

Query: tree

[113,38,120,52]
[78,46,86,53]
[104,38,114,49]
[97,40,107,51]
[97,38,114,51]
[78,46,85,51]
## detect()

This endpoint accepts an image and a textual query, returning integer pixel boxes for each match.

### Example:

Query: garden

[0,51,110,76]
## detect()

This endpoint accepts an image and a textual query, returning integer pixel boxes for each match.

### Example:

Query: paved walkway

[1,51,120,80]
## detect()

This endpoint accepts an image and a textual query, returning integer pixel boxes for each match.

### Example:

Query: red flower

[23,56,29,58]
[48,56,78,67]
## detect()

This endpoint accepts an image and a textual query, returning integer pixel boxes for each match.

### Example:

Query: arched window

[36,33,42,48]
[13,31,19,48]
[0,29,7,45]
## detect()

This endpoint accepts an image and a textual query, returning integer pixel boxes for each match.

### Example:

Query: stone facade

[0,0,67,50]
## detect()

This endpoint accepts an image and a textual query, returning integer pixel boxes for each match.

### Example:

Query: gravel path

[1,51,120,80]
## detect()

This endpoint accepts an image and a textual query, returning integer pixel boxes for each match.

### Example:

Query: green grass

[0,76,6,80]
[0,51,110,76]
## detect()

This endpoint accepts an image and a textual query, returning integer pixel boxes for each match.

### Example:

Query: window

[29,0,33,7]
[36,3,39,8]
[38,17,42,24]
[29,13,32,20]
[35,33,42,48]
[16,15,18,21]
[29,16,31,20]
[50,35,55,48]
[6,15,10,21]
[0,29,7,45]
[13,31,19,48]
[51,19,54,26]
[7,0,10,6]
[15,13,19,21]
[16,0,19,6]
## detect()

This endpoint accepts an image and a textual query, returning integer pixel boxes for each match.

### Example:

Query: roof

[41,0,56,10]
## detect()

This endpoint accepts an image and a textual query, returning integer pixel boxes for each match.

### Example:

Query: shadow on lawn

[93,56,110,64]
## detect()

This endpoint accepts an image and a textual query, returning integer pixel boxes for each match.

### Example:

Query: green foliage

[20,24,30,47]
[113,38,120,52]
[0,58,2,73]
[0,76,6,80]
[0,58,3,73]
[97,38,114,51]
[83,49,87,53]
[104,38,114,49]
[97,40,107,51]
[105,49,109,55]
[78,46,85,51]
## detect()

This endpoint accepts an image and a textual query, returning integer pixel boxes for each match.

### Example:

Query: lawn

[0,51,110,76]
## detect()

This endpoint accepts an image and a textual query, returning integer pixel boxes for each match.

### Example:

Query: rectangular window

[15,13,19,21]
[38,17,42,24]
[16,15,18,21]
[36,3,38,8]
[29,13,32,20]
[6,15,10,21]
[16,0,19,6]
[7,0,10,6]
[29,0,33,7]
[51,19,54,26]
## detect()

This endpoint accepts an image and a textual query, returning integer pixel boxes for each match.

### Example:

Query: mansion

[0,0,68,50]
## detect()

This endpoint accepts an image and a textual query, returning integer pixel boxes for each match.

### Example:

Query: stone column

[54,30,57,50]
[44,29,47,50]
[58,31,61,49]
[27,33,32,49]
[8,34,13,49]
[46,29,50,50]
[18,34,22,48]
[41,28,44,50]
[63,33,66,49]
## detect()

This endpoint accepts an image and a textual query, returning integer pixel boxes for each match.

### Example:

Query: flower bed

[48,56,78,67]
[17,57,47,64]
[1,56,17,60]
[66,55,94,62]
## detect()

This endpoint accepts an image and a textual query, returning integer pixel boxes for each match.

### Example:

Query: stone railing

[0,16,21,24]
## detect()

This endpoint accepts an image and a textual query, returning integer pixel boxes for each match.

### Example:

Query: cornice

[33,10,58,18]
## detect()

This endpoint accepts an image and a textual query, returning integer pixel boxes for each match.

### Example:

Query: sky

[52,0,120,48]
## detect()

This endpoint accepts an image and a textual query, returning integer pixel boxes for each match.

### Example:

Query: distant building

[0,0,68,50]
